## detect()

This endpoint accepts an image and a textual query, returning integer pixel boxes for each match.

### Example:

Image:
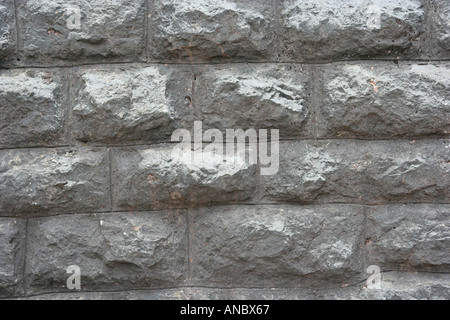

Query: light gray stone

[0,148,110,215]
[149,0,277,62]
[17,0,145,65]
[190,204,365,288]
[365,204,450,272]
[317,62,450,138]
[112,144,258,211]
[193,64,312,138]
[0,0,16,66]
[0,70,67,148]
[0,218,26,298]
[26,211,188,295]
[280,0,425,61]
[70,65,192,144]
[261,140,449,204]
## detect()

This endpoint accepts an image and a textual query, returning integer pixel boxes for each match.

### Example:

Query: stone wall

[0,0,449,299]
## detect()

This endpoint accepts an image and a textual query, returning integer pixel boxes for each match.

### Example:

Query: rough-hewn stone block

[190,204,365,288]
[429,0,450,58]
[280,0,425,61]
[0,70,67,148]
[0,0,16,66]
[148,0,277,62]
[26,211,188,295]
[17,0,145,65]
[317,63,450,138]
[193,64,312,138]
[69,65,192,144]
[261,140,449,204]
[0,218,26,298]
[112,144,258,210]
[0,148,110,215]
[365,204,450,272]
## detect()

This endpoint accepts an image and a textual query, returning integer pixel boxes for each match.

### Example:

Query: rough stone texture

[0,0,16,66]
[26,212,188,295]
[0,0,448,300]
[190,205,365,288]
[319,272,450,300]
[69,65,192,144]
[0,218,26,298]
[193,64,311,138]
[261,140,449,204]
[317,62,450,138]
[280,0,425,62]
[429,0,450,59]
[0,69,67,148]
[17,272,450,300]
[0,148,109,215]
[365,204,450,272]
[17,0,146,66]
[112,144,257,211]
[148,0,277,62]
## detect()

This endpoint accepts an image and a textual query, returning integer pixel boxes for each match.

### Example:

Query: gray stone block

[148,0,277,62]
[17,0,145,65]
[428,0,450,58]
[26,211,188,295]
[0,218,26,298]
[316,62,450,138]
[0,69,67,148]
[193,63,312,138]
[111,144,258,211]
[0,0,17,66]
[280,0,425,61]
[364,204,450,272]
[69,65,192,144]
[0,148,110,215]
[261,140,449,204]
[190,204,365,288]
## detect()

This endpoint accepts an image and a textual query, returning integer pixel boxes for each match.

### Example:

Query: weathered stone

[16,272,450,300]
[0,218,26,298]
[17,0,145,65]
[364,204,450,272]
[429,0,450,58]
[148,0,277,62]
[280,0,425,61]
[69,65,192,144]
[26,211,188,295]
[193,64,312,138]
[319,272,450,300]
[190,204,365,288]
[112,144,257,211]
[0,70,67,148]
[0,148,109,215]
[261,140,449,204]
[317,63,450,138]
[0,0,16,66]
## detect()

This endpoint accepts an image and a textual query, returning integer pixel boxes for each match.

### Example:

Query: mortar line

[310,64,320,139]
[143,0,149,63]
[186,210,193,284]
[108,148,113,212]
[1,136,446,152]
[8,268,450,300]
[1,58,450,70]
[361,204,370,271]
[21,218,29,298]
[2,201,448,219]
[12,0,21,61]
